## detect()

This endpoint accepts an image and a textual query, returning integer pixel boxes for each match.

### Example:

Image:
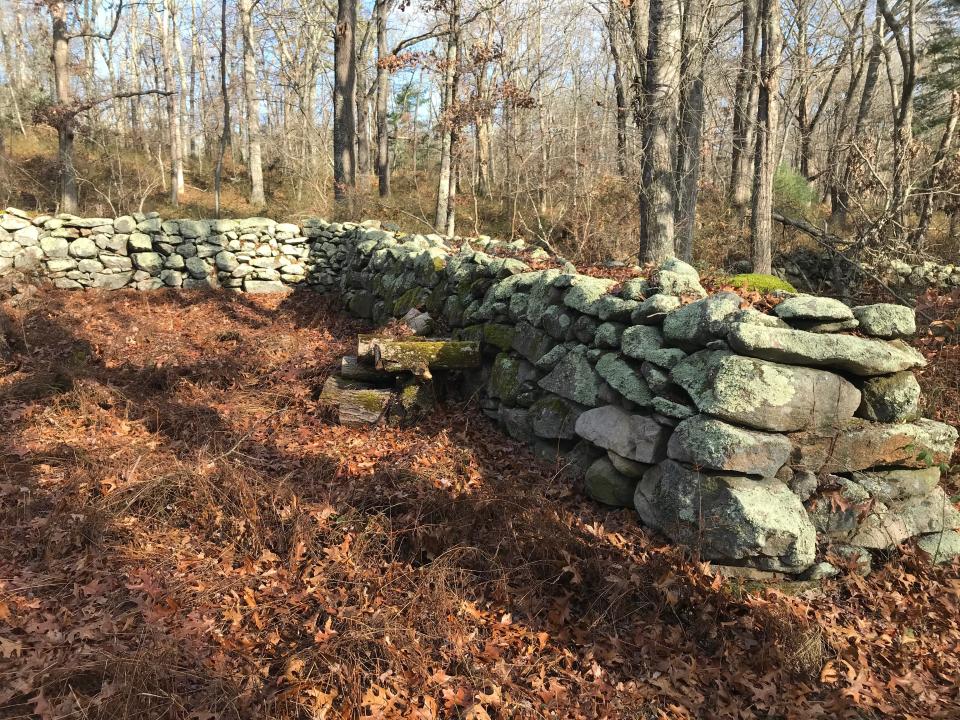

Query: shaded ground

[1,289,959,720]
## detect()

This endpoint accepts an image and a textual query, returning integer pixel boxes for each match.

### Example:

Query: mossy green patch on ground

[725,273,797,294]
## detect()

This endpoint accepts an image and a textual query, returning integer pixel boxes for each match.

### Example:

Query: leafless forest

[1,0,959,269]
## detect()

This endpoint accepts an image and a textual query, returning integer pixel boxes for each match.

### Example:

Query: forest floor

[1,288,959,719]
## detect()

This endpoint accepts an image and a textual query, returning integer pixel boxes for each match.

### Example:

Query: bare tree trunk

[435,3,460,233]
[675,0,706,261]
[49,2,79,214]
[606,0,629,177]
[750,0,782,274]
[214,0,229,217]
[356,63,371,177]
[729,0,759,218]
[639,0,682,263]
[910,91,960,246]
[334,0,357,200]
[240,0,265,205]
[160,0,184,205]
[375,0,391,197]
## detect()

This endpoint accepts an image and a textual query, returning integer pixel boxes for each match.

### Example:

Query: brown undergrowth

[0,289,958,719]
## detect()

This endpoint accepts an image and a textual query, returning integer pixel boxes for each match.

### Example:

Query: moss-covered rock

[538,346,602,406]
[726,273,797,294]
[584,457,638,507]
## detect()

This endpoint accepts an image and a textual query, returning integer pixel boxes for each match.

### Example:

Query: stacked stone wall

[3,207,958,576]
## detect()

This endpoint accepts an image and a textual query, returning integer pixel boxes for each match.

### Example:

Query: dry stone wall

[3,207,959,577]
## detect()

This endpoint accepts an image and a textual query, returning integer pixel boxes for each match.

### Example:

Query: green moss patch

[725,273,797,294]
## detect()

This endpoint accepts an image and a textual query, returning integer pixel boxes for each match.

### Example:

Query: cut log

[340,355,394,383]
[319,375,394,426]
[372,339,481,375]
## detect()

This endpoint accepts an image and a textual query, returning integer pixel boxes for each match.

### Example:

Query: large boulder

[634,460,816,572]
[727,324,926,376]
[574,405,670,463]
[856,371,921,423]
[852,303,916,338]
[662,292,742,351]
[563,275,617,316]
[787,418,958,474]
[671,350,861,432]
[584,457,638,507]
[667,415,791,477]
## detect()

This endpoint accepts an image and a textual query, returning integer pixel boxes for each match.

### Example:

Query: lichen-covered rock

[851,467,941,504]
[537,346,601,406]
[511,321,556,364]
[528,394,585,439]
[773,295,853,322]
[635,460,816,572]
[916,530,960,563]
[621,325,664,361]
[489,352,538,405]
[857,371,921,423]
[662,292,741,351]
[667,415,791,477]
[672,350,861,432]
[852,303,916,339]
[727,324,926,376]
[651,397,696,420]
[594,353,653,406]
[649,258,707,298]
[850,487,960,549]
[584,457,638,507]
[787,418,958,473]
[131,251,163,274]
[563,275,616,316]
[574,404,670,463]
[631,294,680,324]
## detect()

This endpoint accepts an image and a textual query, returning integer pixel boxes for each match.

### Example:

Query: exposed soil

[1,289,959,719]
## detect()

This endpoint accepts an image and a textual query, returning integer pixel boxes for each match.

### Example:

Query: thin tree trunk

[910,91,960,246]
[160,0,184,204]
[435,4,460,233]
[729,0,759,217]
[375,0,391,197]
[240,0,265,205]
[607,0,629,177]
[214,0,229,217]
[750,0,782,274]
[675,0,706,261]
[333,0,357,200]
[50,1,78,213]
[639,0,682,263]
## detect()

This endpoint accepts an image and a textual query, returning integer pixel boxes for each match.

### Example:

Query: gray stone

[136,218,161,233]
[621,325,665,361]
[499,406,533,442]
[850,467,941,504]
[243,279,288,293]
[773,295,853,322]
[790,318,860,333]
[788,470,819,502]
[594,322,623,348]
[131,252,164,274]
[631,294,681,324]
[851,487,960,550]
[727,323,927,376]
[645,347,687,369]
[649,258,707,298]
[563,275,617,315]
[129,232,153,252]
[662,292,741,351]
[594,353,653,406]
[13,225,39,244]
[619,278,651,301]
[574,405,670,463]
[538,346,602,406]
[489,353,539,405]
[68,238,98,258]
[53,277,83,289]
[584,457,638,507]
[40,236,69,258]
[113,216,136,233]
[852,303,916,339]
[607,450,651,478]
[807,477,871,539]
[47,258,77,272]
[916,531,960,563]
[672,350,861,432]
[729,307,789,329]
[175,242,198,258]
[635,460,816,572]
[14,246,42,269]
[178,219,208,238]
[512,322,556,363]
[857,371,921,423]
[651,397,696,420]
[667,415,791,477]
[164,253,185,270]
[92,271,133,290]
[184,256,209,279]
[77,258,104,273]
[529,394,584,439]
[161,269,184,287]
[596,295,638,322]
